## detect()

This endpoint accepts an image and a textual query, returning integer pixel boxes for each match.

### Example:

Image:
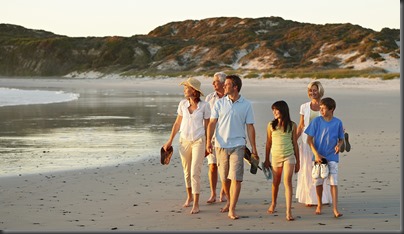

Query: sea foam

[0,87,79,107]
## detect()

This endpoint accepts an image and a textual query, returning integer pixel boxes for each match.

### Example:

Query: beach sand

[0,77,401,232]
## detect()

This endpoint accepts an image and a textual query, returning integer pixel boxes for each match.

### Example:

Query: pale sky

[1,0,400,37]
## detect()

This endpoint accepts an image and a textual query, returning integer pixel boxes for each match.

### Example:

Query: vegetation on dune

[0,18,400,78]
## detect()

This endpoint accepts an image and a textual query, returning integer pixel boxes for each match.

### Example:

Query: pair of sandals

[161,146,273,181]
[340,132,351,153]
[245,147,273,180]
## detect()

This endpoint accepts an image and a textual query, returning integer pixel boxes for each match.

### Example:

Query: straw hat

[179,77,204,96]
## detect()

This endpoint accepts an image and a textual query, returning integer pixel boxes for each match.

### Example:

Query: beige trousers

[179,136,205,194]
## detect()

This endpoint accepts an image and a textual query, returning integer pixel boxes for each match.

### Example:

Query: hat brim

[179,81,204,96]
[160,146,173,165]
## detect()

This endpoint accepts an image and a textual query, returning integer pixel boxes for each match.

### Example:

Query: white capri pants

[179,136,205,194]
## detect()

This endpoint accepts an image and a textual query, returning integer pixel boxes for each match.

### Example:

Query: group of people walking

[162,72,348,220]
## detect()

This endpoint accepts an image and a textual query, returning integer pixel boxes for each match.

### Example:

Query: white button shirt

[177,99,211,141]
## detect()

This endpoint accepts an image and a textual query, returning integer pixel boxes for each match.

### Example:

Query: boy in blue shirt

[305,97,344,218]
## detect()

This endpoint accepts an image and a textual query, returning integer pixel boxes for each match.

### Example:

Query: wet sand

[0,77,400,232]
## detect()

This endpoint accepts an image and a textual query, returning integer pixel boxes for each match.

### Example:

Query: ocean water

[1,77,400,178]
[0,87,79,107]
[0,78,180,177]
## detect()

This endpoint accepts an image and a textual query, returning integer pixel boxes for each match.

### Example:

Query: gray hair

[213,72,226,83]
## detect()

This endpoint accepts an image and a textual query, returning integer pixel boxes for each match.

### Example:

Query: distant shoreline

[0,70,400,81]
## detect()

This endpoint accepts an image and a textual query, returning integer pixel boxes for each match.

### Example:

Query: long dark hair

[271,100,292,133]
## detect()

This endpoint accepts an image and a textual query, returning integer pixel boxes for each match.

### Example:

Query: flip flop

[344,132,351,152]
[244,147,252,161]
[160,146,173,165]
[261,162,272,180]
[340,137,345,152]
[244,147,261,174]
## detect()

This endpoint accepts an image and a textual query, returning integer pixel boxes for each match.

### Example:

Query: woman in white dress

[295,80,332,206]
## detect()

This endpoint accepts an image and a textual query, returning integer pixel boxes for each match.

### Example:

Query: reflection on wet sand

[0,78,181,177]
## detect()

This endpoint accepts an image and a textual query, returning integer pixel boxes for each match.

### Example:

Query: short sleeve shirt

[205,91,221,110]
[304,116,344,162]
[211,95,255,148]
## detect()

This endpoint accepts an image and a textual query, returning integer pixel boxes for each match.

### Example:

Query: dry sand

[0,77,401,232]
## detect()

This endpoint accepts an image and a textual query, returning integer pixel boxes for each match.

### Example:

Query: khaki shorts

[215,146,245,182]
[271,154,296,168]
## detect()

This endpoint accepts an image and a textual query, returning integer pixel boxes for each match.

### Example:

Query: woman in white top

[163,77,211,214]
[295,80,332,206]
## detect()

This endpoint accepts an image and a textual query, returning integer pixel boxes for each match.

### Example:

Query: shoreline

[0,77,401,232]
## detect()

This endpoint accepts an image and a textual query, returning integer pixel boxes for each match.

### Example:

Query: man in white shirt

[205,72,227,204]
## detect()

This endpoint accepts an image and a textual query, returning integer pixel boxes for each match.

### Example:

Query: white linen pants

[179,136,205,194]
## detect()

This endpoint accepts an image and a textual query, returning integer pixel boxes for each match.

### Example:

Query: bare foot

[315,205,322,215]
[267,203,276,214]
[219,193,227,202]
[305,204,315,207]
[183,198,193,207]
[286,212,295,221]
[206,196,216,204]
[220,205,229,213]
[190,206,200,214]
[334,212,343,218]
[228,211,239,220]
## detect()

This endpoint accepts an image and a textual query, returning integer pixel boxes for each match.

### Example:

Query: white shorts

[206,139,217,165]
[206,153,217,165]
[314,161,338,186]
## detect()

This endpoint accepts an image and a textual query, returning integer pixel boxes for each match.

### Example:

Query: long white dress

[295,102,332,205]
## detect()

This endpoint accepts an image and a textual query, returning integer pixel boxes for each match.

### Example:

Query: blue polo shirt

[211,95,255,148]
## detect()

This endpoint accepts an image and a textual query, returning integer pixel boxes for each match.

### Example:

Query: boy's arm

[335,138,344,154]
[307,135,323,163]
[335,122,345,153]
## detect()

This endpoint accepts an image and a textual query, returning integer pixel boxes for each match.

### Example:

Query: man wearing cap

[163,77,210,214]
[205,72,227,204]
[206,74,259,220]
